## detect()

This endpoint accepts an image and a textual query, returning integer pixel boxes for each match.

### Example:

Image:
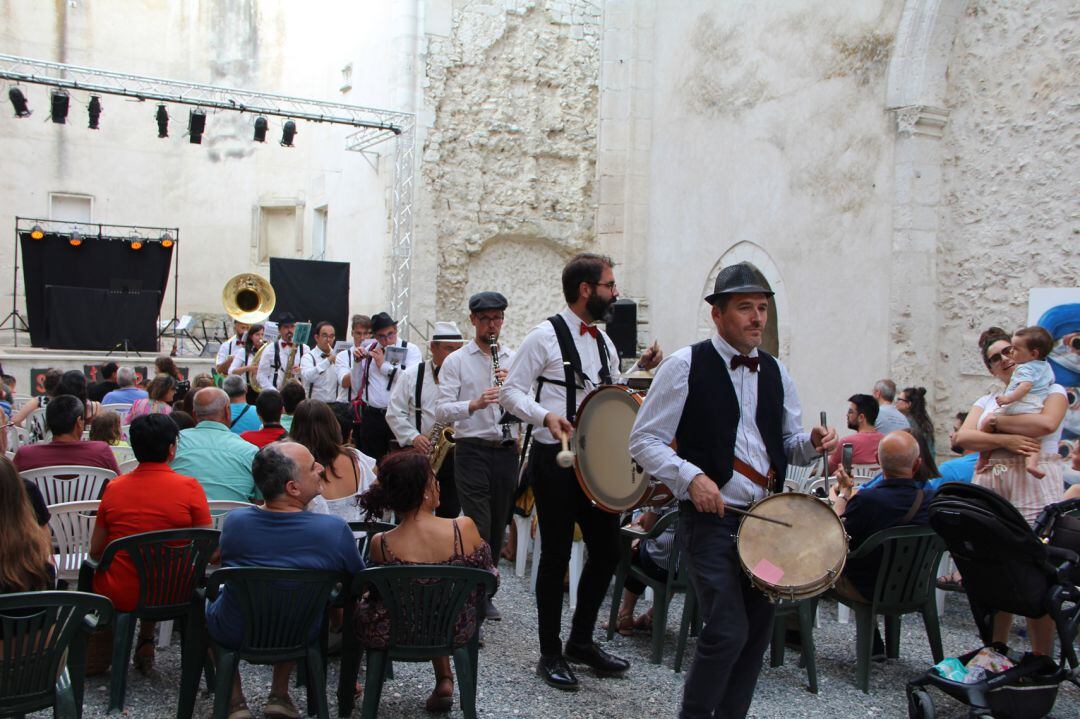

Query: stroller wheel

[907,688,935,719]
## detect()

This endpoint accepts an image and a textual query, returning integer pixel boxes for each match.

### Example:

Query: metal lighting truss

[1,53,418,330]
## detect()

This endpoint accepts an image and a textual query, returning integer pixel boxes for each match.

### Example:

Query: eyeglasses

[475,314,504,324]
[374,330,397,341]
[897,397,911,404]
[589,281,617,291]
[987,346,1014,366]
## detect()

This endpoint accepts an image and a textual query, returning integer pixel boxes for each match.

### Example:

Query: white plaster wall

[936,0,1080,416]
[0,1,403,325]
[641,1,902,425]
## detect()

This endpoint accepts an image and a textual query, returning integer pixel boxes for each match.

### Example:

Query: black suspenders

[414,361,426,433]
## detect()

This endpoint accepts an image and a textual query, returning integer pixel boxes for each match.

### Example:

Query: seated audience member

[935,412,977,485]
[13,395,121,476]
[241,390,288,448]
[0,375,15,416]
[223,375,261,435]
[357,450,495,713]
[179,373,215,416]
[170,410,196,431]
[102,367,149,406]
[155,356,185,381]
[288,399,376,522]
[280,380,306,432]
[59,370,103,423]
[11,368,61,431]
[206,442,364,719]
[171,388,259,502]
[828,394,884,473]
[89,414,211,673]
[89,362,120,402]
[126,375,176,422]
[89,410,127,447]
[872,379,911,434]
[607,505,676,635]
[0,457,54,593]
[858,428,941,489]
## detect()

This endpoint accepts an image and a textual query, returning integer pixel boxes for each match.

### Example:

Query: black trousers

[357,406,392,462]
[454,440,517,562]
[623,544,668,596]
[678,503,775,719]
[531,442,620,657]
[434,448,460,519]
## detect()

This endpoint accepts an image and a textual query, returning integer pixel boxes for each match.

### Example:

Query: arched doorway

[698,243,788,358]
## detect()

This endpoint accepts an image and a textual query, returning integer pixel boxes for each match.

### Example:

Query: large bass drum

[572,385,671,513]
[735,492,848,602]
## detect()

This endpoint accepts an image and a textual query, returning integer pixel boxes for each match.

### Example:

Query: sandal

[425,675,454,713]
[633,611,654,632]
[601,611,636,637]
[227,699,253,719]
[263,693,300,719]
[936,573,963,592]
[133,635,155,675]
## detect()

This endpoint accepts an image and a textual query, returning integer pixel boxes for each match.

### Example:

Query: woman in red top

[89,413,211,673]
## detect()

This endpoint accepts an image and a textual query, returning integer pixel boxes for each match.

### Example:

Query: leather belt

[732,457,775,491]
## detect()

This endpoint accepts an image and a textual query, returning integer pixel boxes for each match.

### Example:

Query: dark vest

[674,340,788,495]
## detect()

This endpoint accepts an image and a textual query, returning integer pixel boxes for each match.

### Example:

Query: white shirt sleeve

[435,351,472,424]
[499,327,555,429]
[386,365,420,446]
[300,350,332,384]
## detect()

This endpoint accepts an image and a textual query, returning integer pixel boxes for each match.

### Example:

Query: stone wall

[937,0,1080,416]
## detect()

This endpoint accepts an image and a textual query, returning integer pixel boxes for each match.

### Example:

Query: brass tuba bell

[222,273,276,324]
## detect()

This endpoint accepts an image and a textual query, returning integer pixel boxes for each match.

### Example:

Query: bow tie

[579,322,599,338]
[730,354,759,372]
[281,341,293,348]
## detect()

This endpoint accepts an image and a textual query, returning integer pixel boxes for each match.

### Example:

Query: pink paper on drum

[752,558,785,585]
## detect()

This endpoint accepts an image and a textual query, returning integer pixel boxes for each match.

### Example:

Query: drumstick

[725,506,792,528]
[556,431,575,468]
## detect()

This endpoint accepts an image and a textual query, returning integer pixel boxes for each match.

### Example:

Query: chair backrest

[26,407,49,444]
[785,464,812,483]
[855,525,945,611]
[352,565,497,660]
[91,528,220,619]
[48,500,101,581]
[348,520,398,562]
[208,500,256,531]
[21,465,117,505]
[0,591,113,716]
[101,403,132,416]
[117,457,139,475]
[851,464,881,483]
[207,567,344,661]
[4,424,31,451]
[110,445,137,466]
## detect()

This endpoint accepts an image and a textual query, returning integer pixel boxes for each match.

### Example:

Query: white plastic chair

[101,403,133,416]
[117,458,139,475]
[513,510,533,577]
[207,500,255,531]
[785,464,812,485]
[47,500,100,583]
[11,394,33,411]
[21,465,116,505]
[26,407,49,443]
[110,445,137,466]
[4,425,30,452]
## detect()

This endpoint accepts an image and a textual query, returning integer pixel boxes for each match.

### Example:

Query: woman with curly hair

[126,375,176,423]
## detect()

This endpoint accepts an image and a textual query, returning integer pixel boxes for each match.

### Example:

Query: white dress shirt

[335,348,358,403]
[436,340,516,442]
[386,360,441,447]
[300,347,340,401]
[228,345,259,386]
[628,333,818,506]
[500,306,627,445]
[216,336,242,368]
[360,340,423,409]
[255,339,305,392]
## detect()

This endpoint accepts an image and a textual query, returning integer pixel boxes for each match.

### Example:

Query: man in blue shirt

[101,367,149,405]
[222,375,261,434]
[932,412,977,488]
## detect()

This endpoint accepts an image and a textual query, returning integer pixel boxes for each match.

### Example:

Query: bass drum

[572,385,670,513]
[735,492,848,602]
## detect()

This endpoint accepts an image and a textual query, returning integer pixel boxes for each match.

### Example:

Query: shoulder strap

[899,488,925,525]
[414,362,426,433]
[595,333,612,385]
[451,519,463,556]
[230,404,251,428]
[548,315,581,422]
[272,342,281,386]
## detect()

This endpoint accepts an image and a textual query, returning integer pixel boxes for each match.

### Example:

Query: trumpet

[489,334,515,447]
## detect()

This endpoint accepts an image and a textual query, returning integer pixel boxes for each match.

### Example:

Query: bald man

[829,430,934,603]
[171,387,260,502]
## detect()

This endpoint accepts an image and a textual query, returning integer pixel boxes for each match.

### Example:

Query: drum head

[574,386,647,512]
[736,493,848,600]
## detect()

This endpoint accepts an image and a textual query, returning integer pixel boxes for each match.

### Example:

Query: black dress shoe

[536,655,579,691]
[564,641,630,677]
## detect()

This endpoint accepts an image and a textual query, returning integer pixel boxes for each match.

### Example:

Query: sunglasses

[987,346,1014,366]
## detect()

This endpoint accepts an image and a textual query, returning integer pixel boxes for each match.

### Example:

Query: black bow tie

[730,354,759,372]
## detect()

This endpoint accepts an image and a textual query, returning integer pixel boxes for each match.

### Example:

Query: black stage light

[280,120,297,147]
[156,105,169,137]
[253,116,268,142]
[50,90,69,124]
[88,95,102,129]
[160,231,174,248]
[188,109,206,144]
[30,224,45,240]
[8,88,31,117]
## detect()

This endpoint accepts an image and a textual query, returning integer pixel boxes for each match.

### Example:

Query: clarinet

[489,334,515,447]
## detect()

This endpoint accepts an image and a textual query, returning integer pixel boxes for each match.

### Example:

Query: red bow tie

[281,341,293,348]
[730,354,759,372]
[579,322,599,338]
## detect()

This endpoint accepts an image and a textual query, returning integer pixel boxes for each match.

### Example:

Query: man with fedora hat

[388,320,465,518]
[630,262,837,719]
[256,311,308,393]
[355,311,422,461]
[436,292,519,619]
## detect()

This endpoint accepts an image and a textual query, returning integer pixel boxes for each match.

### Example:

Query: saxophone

[428,420,455,475]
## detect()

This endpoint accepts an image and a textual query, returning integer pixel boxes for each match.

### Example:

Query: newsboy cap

[468,291,508,313]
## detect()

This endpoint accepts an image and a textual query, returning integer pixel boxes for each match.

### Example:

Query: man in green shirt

[171,387,260,502]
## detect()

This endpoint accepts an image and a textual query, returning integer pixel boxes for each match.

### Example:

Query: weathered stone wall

[936,0,1080,415]
[419,0,601,346]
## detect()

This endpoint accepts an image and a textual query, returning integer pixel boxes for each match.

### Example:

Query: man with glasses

[335,314,372,403]
[299,321,341,401]
[355,312,422,460]
[435,292,517,620]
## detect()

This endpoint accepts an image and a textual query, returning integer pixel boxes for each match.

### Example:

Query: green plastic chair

[347,520,398,563]
[769,598,819,693]
[827,524,946,692]
[343,565,497,719]
[201,567,345,719]
[606,510,692,664]
[77,527,219,717]
[0,591,113,719]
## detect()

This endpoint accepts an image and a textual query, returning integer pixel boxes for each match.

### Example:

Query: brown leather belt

[733,458,775,491]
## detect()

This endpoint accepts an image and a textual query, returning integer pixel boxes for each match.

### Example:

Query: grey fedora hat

[704,262,774,305]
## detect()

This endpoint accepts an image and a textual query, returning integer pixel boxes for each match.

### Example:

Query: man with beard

[827,393,883,473]
[501,253,662,691]
[256,313,307,392]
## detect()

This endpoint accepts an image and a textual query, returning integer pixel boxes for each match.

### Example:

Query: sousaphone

[222,273,276,324]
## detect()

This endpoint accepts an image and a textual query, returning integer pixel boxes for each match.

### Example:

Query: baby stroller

[906,483,1079,718]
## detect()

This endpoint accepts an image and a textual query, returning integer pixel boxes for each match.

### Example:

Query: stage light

[30,224,45,240]
[8,88,31,117]
[253,116,268,142]
[69,234,83,247]
[88,95,102,129]
[280,120,297,147]
[188,110,206,144]
[130,240,144,250]
[50,90,69,124]
[160,231,174,248]
[156,105,169,137]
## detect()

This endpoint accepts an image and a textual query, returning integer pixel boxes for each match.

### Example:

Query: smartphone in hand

[842,444,854,474]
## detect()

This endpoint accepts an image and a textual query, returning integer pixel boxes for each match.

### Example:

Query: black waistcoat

[674,340,788,495]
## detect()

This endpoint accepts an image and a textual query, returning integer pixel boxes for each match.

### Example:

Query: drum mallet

[556,431,576,468]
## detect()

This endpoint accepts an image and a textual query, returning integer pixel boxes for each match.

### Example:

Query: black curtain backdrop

[20,232,173,349]
[269,258,350,346]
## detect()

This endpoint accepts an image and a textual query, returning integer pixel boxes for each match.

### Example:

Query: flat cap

[370,312,397,333]
[704,262,774,305]
[468,291,508,313]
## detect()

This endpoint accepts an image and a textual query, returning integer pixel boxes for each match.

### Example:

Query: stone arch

[697,242,789,358]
